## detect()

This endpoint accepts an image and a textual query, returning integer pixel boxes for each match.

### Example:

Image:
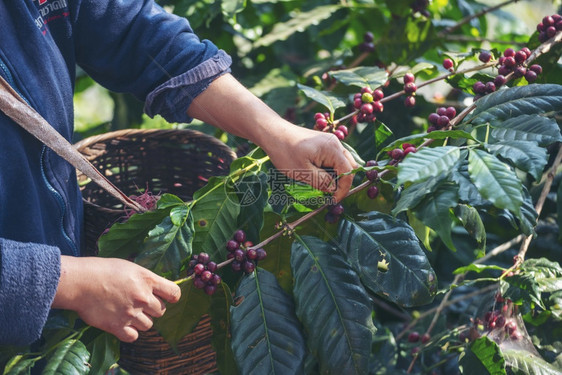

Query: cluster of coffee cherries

[358,31,376,53]
[313,112,349,140]
[408,330,431,356]
[353,87,384,123]
[387,143,417,166]
[537,14,562,43]
[324,203,344,224]
[186,252,221,296]
[226,230,267,274]
[403,72,417,108]
[459,293,521,343]
[365,160,380,200]
[427,106,456,132]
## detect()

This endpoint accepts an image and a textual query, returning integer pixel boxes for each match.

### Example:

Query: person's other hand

[53,256,181,342]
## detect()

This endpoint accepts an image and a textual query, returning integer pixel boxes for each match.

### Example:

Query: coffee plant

[3,1,562,374]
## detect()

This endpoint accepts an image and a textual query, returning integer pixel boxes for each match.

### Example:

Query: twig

[437,0,520,38]
[515,143,562,265]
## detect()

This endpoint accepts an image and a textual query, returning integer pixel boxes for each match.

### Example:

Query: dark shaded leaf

[154,279,211,347]
[210,283,238,375]
[337,213,437,307]
[486,140,548,180]
[412,181,459,250]
[230,269,306,375]
[455,204,486,257]
[136,206,194,278]
[490,115,562,147]
[467,84,562,125]
[85,331,119,375]
[291,236,375,375]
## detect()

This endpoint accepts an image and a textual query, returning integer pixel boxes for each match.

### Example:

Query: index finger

[332,147,358,202]
[152,277,181,304]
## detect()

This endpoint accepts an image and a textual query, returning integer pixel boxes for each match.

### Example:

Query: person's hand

[53,256,181,342]
[261,124,359,202]
[186,74,358,202]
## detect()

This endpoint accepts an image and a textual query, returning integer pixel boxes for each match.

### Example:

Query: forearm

[186,73,294,154]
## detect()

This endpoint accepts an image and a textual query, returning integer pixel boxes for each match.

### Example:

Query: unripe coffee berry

[362,92,374,103]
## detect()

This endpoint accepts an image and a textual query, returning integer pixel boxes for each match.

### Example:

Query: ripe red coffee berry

[525,70,538,83]
[494,75,507,87]
[314,112,325,120]
[485,81,496,93]
[521,47,531,57]
[373,89,384,101]
[515,50,527,64]
[404,146,416,155]
[436,107,447,116]
[194,263,205,275]
[330,203,345,216]
[204,284,217,296]
[547,26,557,38]
[354,98,363,109]
[437,115,450,128]
[366,159,378,167]
[367,185,379,199]
[334,129,346,140]
[557,20,562,31]
[513,66,527,78]
[194,277,207,289]
[421,333,431,344]
[478,51,492,63]
[363,31,374,43]
[404,82,417,94]
[503,48,515,57]
[337,125,349,137]
[361,103,374,114]
[226,239,239,252]
[201,270,213,282]
[403,72,415,84]
[428,113,439,125]
[234,249,245,262]
[211,274,222,286]
[404,96,416,107]
[473,81,486,94]
[503,56,516,68]
[408,332,420,343]
[207,261,217,273]
[529,64,542,74]
[231,260,242,272]
[366,168,378,181]
[443,58,454,71]
[543,15,555,27]
[198,252,210,264]
[247,248,258,260]
[372,101,384,113]
[244,261,256,274]
[315,117,328,130]
[234,229,246,243]
[445,107,456,119]
[256,248,267,261]
[498,65,512,76]
[361,87,374,94]
[391,148,404,160]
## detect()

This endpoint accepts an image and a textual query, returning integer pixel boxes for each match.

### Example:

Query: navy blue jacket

[0,0,231,346]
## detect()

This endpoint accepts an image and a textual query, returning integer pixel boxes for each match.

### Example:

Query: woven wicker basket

[74,128,237,375]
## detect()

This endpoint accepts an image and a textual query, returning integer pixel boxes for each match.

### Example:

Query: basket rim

[73,127,237,161]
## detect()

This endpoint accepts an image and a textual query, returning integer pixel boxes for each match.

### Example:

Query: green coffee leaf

[337,212,437,307]
[486,140,548,181]
[42,339,90,375]
[459,336,506,375]
[230,269,306,374]
[468,149,523,216]
[397,146,461,186]
[329,66,388,89]
[291,236,375,374]
[490,115,562,147]
[297,84,347,114]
